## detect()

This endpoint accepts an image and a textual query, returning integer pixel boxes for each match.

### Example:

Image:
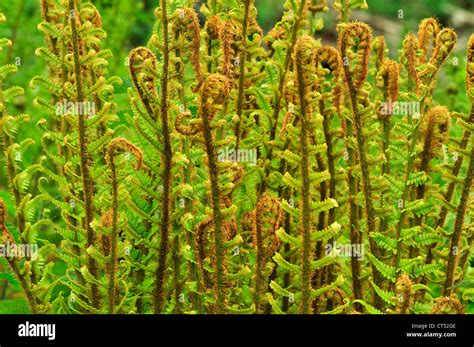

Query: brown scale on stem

[195,217,214,291]
[373,35,385,69]
[376,60,399,119]
[219,20,239,80]
[402,33,421,95]
[467,34,474,96]
[206,15,222,41]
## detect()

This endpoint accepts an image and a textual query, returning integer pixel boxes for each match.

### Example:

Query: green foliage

[0,0,472,315]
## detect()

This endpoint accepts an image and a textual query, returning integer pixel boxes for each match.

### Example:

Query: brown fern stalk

[339,87,363,308]
[295,35,316,314]
[347,136,362,308]
[253,206,265,313]
[443,136,474,296]
[128,46,158,313]
[394,28,456,275]
[153,0,173,314]
[252,195,282,313]
[314,46,341,311]
[234,0,251,147]
[106,138,143,314]
[415,106,450,227]
[340,22,382,308]
[374,36,385,69]
[199,74,231,313]
[281,188,293,312]
[316,46,340,227]
[377,60,399,236]
[263,0,307,194]
[172,26,202,313]
[68,0,101,309]
[431,34,474,231]
[402,34,421,95]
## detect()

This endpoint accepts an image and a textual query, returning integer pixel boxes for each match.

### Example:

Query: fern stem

[234,0,250,147]
[201,97,226,314]
[174,43,201,312]
[263,0,306,193]
[295,43,312,314]
[393,121,420,269]
[432,107,473,230]
[68,0,101,310]
[107,154,118,313]
[7,258,38,314]
[345,119,363,308]
[443,141,474,296]
[153,0,173,314]
[340,51,383,309]
[172,236,182,313]
[199,75,230,313]
[254,206,265,313]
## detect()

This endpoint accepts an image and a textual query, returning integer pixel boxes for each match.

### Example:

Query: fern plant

[0,0,472,315]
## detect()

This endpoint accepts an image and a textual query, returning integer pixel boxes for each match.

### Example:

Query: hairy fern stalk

[0,0,472,315]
